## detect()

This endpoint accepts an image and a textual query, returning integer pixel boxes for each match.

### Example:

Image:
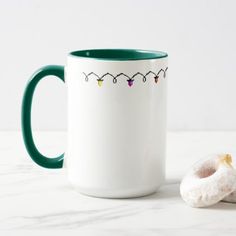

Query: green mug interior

[69,49,168,61]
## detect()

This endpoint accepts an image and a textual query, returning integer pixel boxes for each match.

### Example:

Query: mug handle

[21,65,64,168]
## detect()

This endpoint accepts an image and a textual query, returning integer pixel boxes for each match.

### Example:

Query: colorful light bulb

[127,79,134,87]
[97,79,103,87]
[154,75,159,83]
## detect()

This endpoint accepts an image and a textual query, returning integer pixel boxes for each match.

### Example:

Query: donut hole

[196,167,216,178]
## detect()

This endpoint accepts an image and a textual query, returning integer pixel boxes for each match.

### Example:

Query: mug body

[65,49,168,198]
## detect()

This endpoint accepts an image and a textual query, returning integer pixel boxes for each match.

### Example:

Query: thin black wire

[83,67,168,83]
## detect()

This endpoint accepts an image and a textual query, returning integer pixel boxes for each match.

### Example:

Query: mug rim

[69,49,168,61]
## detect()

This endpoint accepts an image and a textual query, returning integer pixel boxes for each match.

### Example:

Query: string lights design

[83,67,168,87]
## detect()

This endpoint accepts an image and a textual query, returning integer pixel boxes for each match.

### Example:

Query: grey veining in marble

[1,131,236,236]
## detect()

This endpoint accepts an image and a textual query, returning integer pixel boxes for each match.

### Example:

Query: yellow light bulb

[98,80,103,87]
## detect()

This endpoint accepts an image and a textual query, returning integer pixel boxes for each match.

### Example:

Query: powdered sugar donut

[222,191,236,203]
[180,154,236,207]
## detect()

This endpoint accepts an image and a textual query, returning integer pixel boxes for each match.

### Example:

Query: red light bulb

[154,76,159,83]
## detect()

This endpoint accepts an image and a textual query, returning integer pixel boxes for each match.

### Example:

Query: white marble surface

[1,131,236,235]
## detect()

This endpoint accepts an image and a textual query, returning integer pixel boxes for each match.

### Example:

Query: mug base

[71,185,161,199]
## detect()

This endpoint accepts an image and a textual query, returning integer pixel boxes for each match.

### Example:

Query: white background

[0,0,236,131]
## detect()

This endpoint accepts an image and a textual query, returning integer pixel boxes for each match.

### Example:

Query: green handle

[21,65,64,168]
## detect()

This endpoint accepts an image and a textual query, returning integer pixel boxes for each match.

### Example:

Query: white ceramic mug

[22,49,168,198]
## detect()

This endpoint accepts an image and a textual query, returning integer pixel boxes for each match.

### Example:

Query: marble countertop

[1,131,236,235]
